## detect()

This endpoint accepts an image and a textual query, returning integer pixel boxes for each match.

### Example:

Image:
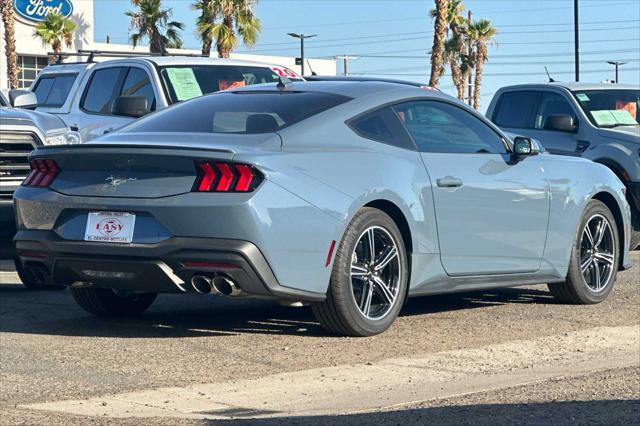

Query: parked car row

[1,52,637,336]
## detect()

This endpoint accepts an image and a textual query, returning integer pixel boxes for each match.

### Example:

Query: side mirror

[544,114,577,133]
[111,96,148,118]
[513,136,541,157]
[9,90,38,110]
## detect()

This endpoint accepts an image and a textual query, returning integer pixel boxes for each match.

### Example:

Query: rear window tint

[33,74,77,107]
[493,91,539,129]
[124,91,351,134]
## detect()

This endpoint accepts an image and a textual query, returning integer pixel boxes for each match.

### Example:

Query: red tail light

[193,161,263,193]
[23,159,60,188]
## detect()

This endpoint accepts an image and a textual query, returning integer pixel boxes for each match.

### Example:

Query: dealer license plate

[84,212,136,243]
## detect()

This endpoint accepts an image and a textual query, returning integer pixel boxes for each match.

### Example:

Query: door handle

[436,176,463,188]
[103,128,114,135]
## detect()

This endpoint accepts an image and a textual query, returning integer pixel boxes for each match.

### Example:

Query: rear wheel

[312,208,408,337]
[70,287,157,317]
[548,200,619,304]
[14,260,65,291]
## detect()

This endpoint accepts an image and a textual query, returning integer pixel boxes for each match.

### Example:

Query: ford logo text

[13,0,74,24]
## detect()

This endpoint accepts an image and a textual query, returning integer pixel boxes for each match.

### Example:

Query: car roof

[229,80,451,100]
[498,82,639,92]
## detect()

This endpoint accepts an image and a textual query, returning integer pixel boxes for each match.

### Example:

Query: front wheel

[70,287,157,317]
[312,208,409,337]
[548,200,619,304]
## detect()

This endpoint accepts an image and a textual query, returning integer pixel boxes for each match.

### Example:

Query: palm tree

[193,0,261,58]
[0,0,19,88]
[126,0,184,55]
[466,19,497,110]
[428,0,449,87]
[33,12,76,55]
[430,0,468,99]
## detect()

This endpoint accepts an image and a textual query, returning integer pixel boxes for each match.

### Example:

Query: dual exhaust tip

[190,274,242,296]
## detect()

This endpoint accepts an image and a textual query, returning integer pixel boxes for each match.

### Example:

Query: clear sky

[94,0,640,111]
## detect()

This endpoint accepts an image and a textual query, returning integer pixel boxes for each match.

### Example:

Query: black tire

[548,200,619,304]
[14,260,65,291]
[630,210,640,250]
[70,287,157,317]
[312,208,409,337]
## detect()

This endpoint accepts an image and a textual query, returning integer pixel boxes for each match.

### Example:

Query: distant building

[1,0,335,90]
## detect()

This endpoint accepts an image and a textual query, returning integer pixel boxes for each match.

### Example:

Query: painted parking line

[22,325,640,421]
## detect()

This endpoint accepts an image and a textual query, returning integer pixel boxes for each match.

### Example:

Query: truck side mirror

[9,90,38,110]
[111,96,148,118]
[544,114,577,133]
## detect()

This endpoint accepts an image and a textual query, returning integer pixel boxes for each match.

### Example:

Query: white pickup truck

[30,54,303,141]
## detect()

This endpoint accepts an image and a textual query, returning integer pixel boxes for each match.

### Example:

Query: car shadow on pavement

[210,400,640,425]
[0,280,556,339]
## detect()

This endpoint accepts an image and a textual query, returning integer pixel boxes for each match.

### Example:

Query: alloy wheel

[350,226,402,320]
[580,214,616,293]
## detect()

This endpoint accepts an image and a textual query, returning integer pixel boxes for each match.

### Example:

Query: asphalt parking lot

[1,254,638,425]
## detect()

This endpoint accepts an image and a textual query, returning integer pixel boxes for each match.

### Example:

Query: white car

[31,54,304,141]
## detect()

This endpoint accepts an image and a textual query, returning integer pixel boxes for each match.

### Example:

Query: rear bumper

[0,201,16,259]
[14,230,325,302]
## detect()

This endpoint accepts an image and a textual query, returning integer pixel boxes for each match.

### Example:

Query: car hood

[597,126,640,145]
[0,107,67,133]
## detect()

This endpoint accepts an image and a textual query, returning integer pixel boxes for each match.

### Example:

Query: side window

[534,91,575,129]
[394,101,507,154]
[349,107,415,150]
[493,91,539,129]
[120,67,156,112]
[33,74,77,107]
[81,67,125,114]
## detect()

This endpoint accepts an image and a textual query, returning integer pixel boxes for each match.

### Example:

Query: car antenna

[306,59,317,76]
[276,75,292,90]
[545,66,556,83]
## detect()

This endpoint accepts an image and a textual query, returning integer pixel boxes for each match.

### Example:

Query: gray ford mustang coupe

[13,81,632,336]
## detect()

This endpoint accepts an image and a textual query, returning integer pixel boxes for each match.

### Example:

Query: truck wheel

[70,287,157,317]
[14,261,65,291]
[548,200,619,304]
[312,208,408,337]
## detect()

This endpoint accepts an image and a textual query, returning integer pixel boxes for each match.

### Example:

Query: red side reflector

[19,251,49,259]
[215,163,234,192]
[325,240,336,267]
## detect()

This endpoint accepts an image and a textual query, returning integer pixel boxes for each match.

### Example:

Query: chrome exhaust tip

[212,275,242,297]
[191,275,217,294]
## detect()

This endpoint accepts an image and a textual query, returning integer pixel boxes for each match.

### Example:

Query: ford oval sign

[13,0,74,25]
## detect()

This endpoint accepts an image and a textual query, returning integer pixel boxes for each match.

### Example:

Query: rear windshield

[159,65,303,104]
[123,91,351,134]
[32,74,78,107]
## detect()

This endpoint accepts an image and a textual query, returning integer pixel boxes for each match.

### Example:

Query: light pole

[574,0,580,82]
[606,61,627,83]
[287,33,317,76]
[336,55,358,76]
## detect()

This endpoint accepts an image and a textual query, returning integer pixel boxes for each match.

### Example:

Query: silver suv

[30,54,303,141]
[486,83,640,248]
